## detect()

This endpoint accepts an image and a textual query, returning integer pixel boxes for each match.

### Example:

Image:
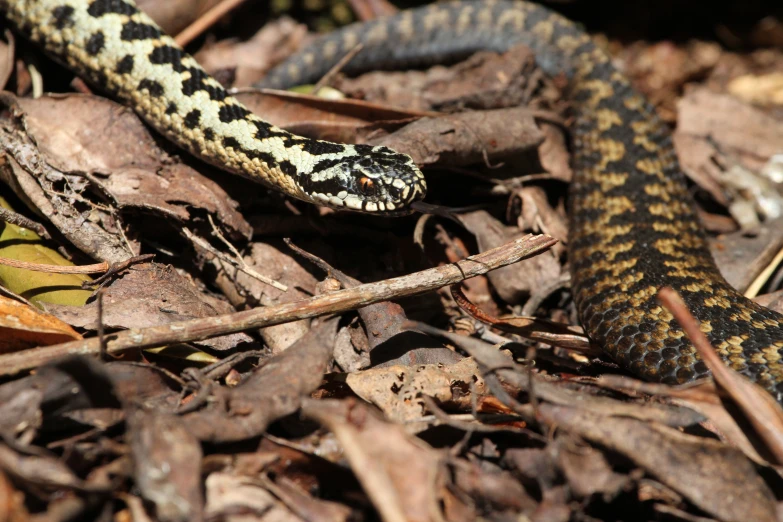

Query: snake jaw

[298,146,427,214]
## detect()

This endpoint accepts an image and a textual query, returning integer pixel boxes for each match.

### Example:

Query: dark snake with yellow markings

[3,0,783,401]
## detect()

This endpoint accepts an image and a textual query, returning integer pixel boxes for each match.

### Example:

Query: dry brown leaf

[370,107,544,167]
[335,45,544,113]
[459,210,562,305]
[537,122,572,182]
[727,72,783,105]
[228,241,320,353]
[128,409,203,522]
[180,319,338,443]
[345,357,485,423]
[0,294,81,353]
[347,0,398,21]
[0,34,12,91]
[137,0,218,35]
[204,472,299,522]
[301,398,449,522]
[195,17,308,88]
[676,87,783,174]
[43,263,252,352]
[710,215,783,292]
[592,374,775,465]
[554,435,633,500]
[621,41,721,121]
[234,89,433,144]
[15,93,251,241]
[538,404,778,522]
[514,185,569,246]
[0,443,108,493]
[0,469,28,522]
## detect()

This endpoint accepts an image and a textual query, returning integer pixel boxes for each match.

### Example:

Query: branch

[0,234,557,375]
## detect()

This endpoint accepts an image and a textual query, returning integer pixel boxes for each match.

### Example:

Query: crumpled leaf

[195,17,307,88]
[460,210,562,305]
[345,357,484,423]
[16,94,251,240]
[180,318,338,442]
[537,403,778,522]
[204,472,298,522]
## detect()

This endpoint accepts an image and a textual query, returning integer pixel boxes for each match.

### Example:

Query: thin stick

[175,0,249,48]
[0,206,50,239]
[0,257,109,274]
[0,234,556,375]
[83,254,155,288]
[183,227,287,291]
[312,42,364,92]
[97,290,107,360]
[658,287,783,463]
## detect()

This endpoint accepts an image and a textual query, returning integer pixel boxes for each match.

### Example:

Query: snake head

[298,145,426,214]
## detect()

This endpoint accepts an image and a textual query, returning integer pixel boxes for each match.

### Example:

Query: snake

[3,0,783,402]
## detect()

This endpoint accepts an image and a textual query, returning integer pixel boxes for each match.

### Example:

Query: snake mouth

[305,177,427,214]
[297,145,427,214]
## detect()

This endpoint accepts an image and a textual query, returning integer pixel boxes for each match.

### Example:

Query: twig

[0,257,107,274]
[0,234,556,375]
[207,216,288,291]
[183,227,287,291]
[0,206,50,239]
[0,253,151,276]
[658,287,783,465]
[284,237,358,287]
[312,42,364,93]
[177,349,269,414]
[199,349,267,381]
[174,0,249,48]
[177,367,215,415]
[450,285,596,354]
[81,254,156,288]
[207,215,244,264]
[97,290,106,360]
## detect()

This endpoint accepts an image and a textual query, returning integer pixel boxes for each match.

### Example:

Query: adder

[3,0,783,402]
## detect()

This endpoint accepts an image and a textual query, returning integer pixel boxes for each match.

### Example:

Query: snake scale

[3,0,783,402]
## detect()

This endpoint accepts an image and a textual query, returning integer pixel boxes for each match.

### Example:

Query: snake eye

[358,177,374,193]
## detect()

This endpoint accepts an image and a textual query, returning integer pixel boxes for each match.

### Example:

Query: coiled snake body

[4,0,783,401]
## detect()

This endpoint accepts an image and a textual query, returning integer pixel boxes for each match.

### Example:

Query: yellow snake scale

[3,0,783,402]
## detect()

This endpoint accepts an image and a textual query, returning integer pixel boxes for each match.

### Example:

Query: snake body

[260,2,783,401]
[4,0,783,401]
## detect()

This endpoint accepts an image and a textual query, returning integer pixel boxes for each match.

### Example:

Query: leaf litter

[0,1,782,521]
